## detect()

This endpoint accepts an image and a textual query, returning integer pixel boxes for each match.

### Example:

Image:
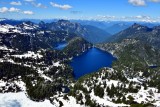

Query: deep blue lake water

[149,66,158,68]
[70,48,116,79]
[55,42,68,50]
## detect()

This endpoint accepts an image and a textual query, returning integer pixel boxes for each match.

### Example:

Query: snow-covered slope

[0,24,21,33]
[0,92,55,107]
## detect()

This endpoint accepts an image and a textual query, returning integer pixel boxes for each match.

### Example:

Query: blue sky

[0,0,160,22]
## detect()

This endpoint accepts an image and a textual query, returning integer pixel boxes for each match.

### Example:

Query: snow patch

[0,92,55,107]
[0,80,6,87]
[53,61,61,67]
[12,51,43,59]
[0,46,14,52]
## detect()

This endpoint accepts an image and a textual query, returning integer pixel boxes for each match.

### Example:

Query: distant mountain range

[0,19,111,44]
[105,23,131,34]
[1,18,160,35]
[72,20,160,34]
[39,20,111,43]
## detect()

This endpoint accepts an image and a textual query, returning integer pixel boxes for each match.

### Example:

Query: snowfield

[0,24,21,33]
[0,92,55,107]
[54,96,85,107]
[90,90,129,107]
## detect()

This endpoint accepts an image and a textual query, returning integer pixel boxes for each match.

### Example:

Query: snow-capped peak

[0,24,21,33]
[19,22,39,30]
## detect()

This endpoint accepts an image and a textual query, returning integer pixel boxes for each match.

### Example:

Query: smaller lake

[70,48,116,79]
[54,42,68,50]
[149,66,158,68]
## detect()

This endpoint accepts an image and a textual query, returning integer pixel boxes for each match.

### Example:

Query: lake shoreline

[70,47,116,79]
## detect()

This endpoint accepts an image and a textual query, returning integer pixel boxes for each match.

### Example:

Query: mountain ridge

[106,23,160,49]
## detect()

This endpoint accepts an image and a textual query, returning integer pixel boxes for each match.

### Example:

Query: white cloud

[10,1,22,6]
[93,14,159,22]
[36,3,43,7]
[24,0,47,8]
[24,0,35,2]
[32,2,47,8]
[128,0,146,6]
[0,7,8,13]
[134,15,151,19]
[118,15,157,22]
[50,2,72,10]
[102,15,116,19]
[149,0,160,2]
[0,7,20,13]
[9,7,20,12]
[0,7,33,15]
[96,15,116,21]
[23,11,34,15]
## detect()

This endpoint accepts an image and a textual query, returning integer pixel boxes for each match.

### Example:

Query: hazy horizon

[0,0,160,22]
